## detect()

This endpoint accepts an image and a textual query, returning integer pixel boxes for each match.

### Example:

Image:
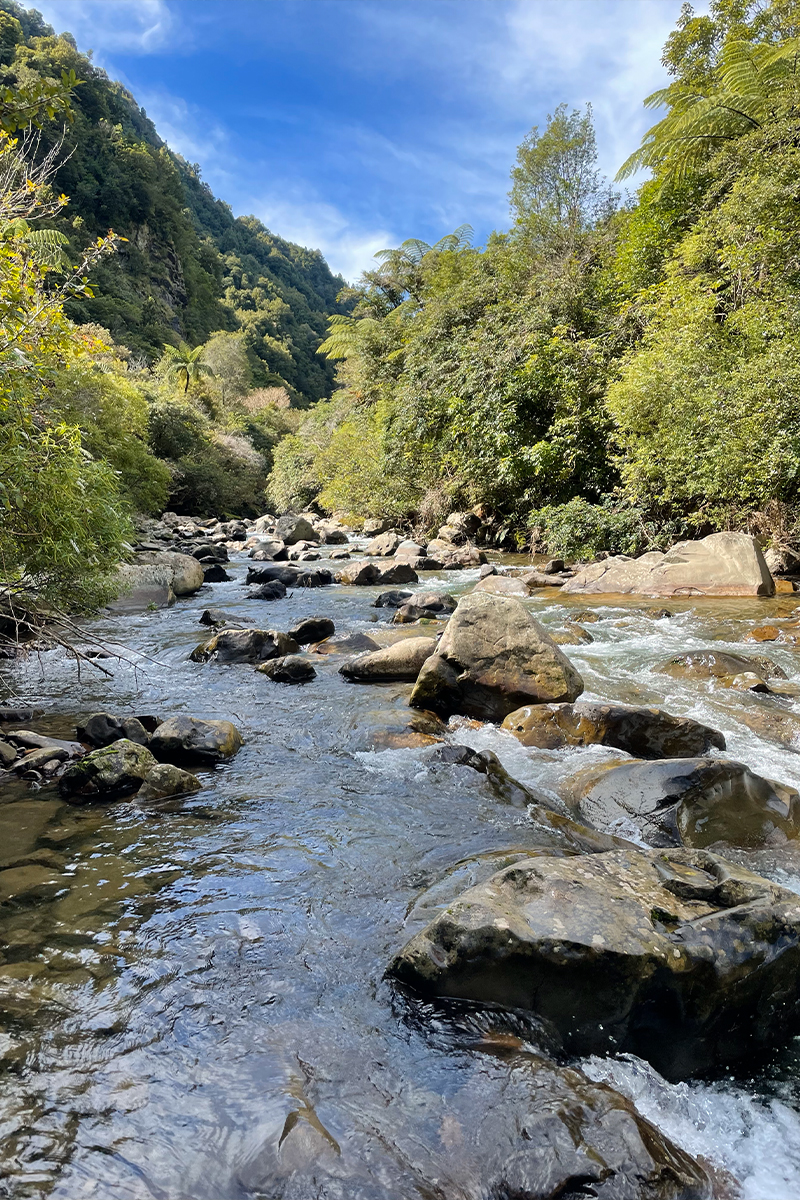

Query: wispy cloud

[35,0,176,55]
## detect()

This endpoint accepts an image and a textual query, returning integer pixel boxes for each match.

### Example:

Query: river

[3,538,800,1198]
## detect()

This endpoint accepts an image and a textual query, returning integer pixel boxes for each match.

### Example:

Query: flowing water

[3,541,800,1197]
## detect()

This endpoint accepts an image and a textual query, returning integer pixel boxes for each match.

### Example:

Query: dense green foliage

[273,0,800,554]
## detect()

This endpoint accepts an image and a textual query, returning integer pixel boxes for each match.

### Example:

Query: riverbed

[3,541,800,1198]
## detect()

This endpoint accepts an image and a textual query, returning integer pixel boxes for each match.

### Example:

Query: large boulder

[562,532,774,597]
[149,715,242,764]
[275,514,317,545]
[410,592,584,720]
[365,530,401,556]
[389,846,800,1079]
[76,712,151,748]
[339,637,436,682]
[190,627,299,664]
[336,561,419,586]
[107,563,175,612]
[59,738,157,802]
[134,550,204,596]
[316,523,349,545]
[502,702,725,758]
[562,757,800,849]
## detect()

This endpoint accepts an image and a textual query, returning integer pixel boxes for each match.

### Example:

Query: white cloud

[34,0,175,55]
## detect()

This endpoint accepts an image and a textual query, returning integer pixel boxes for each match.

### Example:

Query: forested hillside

[273,0,800,558]
[0,0,344,403]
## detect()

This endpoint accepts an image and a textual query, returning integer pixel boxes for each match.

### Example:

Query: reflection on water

[2,549,800,1195]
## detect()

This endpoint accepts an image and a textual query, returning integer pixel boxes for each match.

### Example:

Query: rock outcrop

[410,592,584,720]
[389,847,800,1079]
[562,532,775,597]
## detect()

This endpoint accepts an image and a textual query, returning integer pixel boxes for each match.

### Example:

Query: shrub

[529,498,647,561]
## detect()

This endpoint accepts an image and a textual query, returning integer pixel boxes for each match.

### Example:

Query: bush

[530,498,647,561]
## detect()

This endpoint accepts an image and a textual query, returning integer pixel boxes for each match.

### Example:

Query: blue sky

[35,0,695,280]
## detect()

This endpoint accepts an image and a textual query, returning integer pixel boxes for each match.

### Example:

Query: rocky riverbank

[4,515,800,1196]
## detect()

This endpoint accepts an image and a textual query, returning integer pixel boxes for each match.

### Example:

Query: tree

[161,340,214,393]
[202,330,251,403]
[510,104,616,252]
[0,129,127,613]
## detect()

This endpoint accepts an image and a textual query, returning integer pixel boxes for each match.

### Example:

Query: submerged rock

[389,846,800,1079]
[551,621,594,645]
[137,763,202,801]
[562,756,800,849]
[256,655,317,683]
[59,738,157,802]
[427,743,552,809]
[657,649,786,684]
[149,715,242,764]
[340,637,436,682]
[410,592,584,721]
[190,628,299,664]
[108,563,175,612]
[502,702,725,758]
[203,564,232,583]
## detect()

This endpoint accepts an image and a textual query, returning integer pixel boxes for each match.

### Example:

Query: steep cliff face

[0,0,346,403]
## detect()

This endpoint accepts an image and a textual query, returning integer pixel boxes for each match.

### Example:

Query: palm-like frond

[617,36,800,186]
[317,314,363,360]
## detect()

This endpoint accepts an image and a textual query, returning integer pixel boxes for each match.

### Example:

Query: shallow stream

[4,542,800,1197]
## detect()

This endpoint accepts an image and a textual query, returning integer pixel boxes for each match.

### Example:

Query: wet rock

[479,563,497,578]
[288,616,335,645]
[543,558,565,574]
[502,703,725,759]
[562,757,800,849]
[358,709,448,750]
[393,604,444,624]
[199,609,251,628]
[329,548,350,560]
[310,632,380,656]
[192,543,229,564]
[0,707,40,723]
[737,707,800,751]
[396,555,444,572]
[248,538,287,560]
[647,608,673,619]
[389,846,800,1080]
[203,564,232,583]
[410,592,584,721]
[427,744,551,809]
[134,550,204,595]
[366,530,401,556]
[551,621,594,645]
[0,863,64,903]
[149,715,242,764]
[441,545,487,568]
[0,740,16,767]
[137,763,201,801]
[256,655,317,683]
[190,628,299,664]
[108,563,175,612]
[571,609,602,623]
[293,568,333,588]
[59,738,158,803]
[373,590,413,608]
[376,562,418,585]
[340,637,437,682]
[657,649,786,682]
[246,564,301,587]
[336,561,378,585]
[744,623,800,644]
[474,575,529,597]
[563,532,775,597]
[276,514,317,545]
[76,713,150,748]
[249,581,288,601]
[12,745,68,773]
